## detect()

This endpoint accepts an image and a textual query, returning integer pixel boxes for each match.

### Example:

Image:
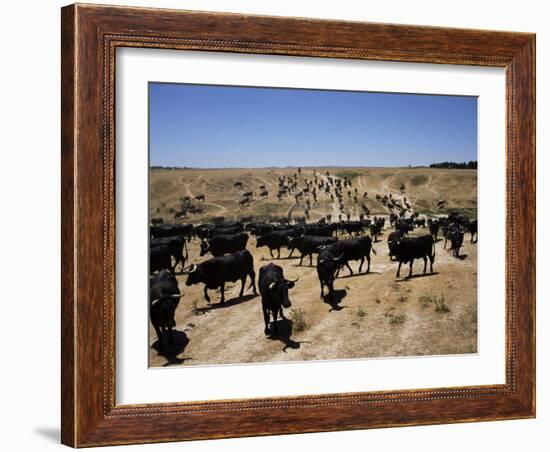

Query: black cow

[393,235,435,278]
[190,223,205,236]
[443,224,458,249]
[258,263,297,336]
[151,236,187,272]
[304,223,336,237]
[211,224,243,236]
[199,232,249,257]
[395,219,414,234]
[360,218,372,228]
[150,270,183,350]
[287,235,337,266]
[449,229,464,258]
[150,245,172,275]
[387,229,406,261]
[193,224,212,241]
[340,221,363,237]
[215,221,243,228]
[316,247,343,302]
[414,218,426,228]
[448,211,470,228]
[321,236,376,276]
[256,229,299,259]
[428,219,440,240]
[249,223,275,237]
[151,223,194,241]
[196,224,243,240]
[183,250,257,304]
[369,223,382,242]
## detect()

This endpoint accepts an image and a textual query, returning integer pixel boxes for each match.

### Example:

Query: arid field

[149,167,478,367]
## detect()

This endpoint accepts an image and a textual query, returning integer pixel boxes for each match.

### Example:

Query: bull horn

[318,245,327,250]
[269,282,277,290]
[333,254,344,261]
[182,264,197,274]
[286,276,299,283]
[151,293,183,305]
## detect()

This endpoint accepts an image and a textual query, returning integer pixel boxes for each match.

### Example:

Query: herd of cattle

[169,168,437,222]
[149,211,478,351]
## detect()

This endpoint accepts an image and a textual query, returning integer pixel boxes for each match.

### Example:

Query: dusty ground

[148,167,477,367]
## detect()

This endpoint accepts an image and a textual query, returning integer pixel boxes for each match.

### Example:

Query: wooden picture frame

[61,3,535,447]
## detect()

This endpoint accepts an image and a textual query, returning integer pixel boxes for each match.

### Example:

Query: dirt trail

[254,174,274,188]
[183,176,202,198]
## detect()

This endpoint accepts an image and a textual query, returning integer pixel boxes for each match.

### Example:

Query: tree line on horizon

[150,165,191,170]
[428,161,477,169]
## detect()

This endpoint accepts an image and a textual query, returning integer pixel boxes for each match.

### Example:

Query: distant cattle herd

[149,171,478,352]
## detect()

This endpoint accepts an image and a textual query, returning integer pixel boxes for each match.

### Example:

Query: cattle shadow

[456,253,468,260]
[396,271,440,281]
[196,293,257,312]
[323,289,348,312]
[152,330,192,365]
[336,270,381,280]
[267,318,308,352]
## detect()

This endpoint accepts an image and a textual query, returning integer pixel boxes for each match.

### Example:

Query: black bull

[258,263,297,336]
[394,235,436,278]
[149,270,184,350]
[316,248,343,302]
[287,235,337,266]
[150,223,193,240]
[151,235,187,272]
[256,229,301,258]
[150,245,172,275]
[183,250,257,304]
[199,232,249,257]
[320,236,376,276]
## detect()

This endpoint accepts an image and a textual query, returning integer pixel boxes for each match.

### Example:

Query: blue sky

[149,83,477,168]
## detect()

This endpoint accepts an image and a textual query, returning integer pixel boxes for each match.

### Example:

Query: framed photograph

[61,4,535,447]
